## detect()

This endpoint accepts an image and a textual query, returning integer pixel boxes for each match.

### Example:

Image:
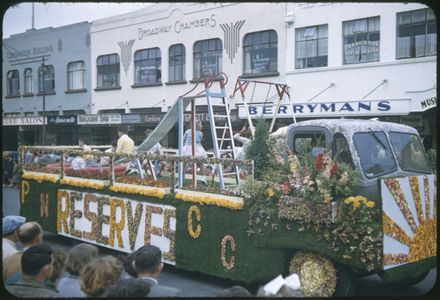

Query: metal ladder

[205,73,240,190]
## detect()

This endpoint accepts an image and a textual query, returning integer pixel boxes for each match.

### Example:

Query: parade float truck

[18,119,436,297]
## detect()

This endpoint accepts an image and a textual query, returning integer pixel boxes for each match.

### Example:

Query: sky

[2,2,153,38]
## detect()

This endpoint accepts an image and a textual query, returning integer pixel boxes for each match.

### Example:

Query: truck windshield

[389,132,431,173]
[353,132,397,178]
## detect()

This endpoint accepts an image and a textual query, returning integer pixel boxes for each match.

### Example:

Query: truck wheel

[289,251,337,297]
[334,264,357,297]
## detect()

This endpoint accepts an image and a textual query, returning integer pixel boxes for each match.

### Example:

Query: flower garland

[163,209,176,262]
[384,178,417,233]
[383,253,408,265]
[408,218,436,262]
[69,192,83,239]
[289,251,337,297]
[96,196,110,245]
[83,193,98,241]
[109,184,165,199]
[423,176,431,217]
[176,191,243,210]
[144,206,163,245]
[408,176,424,223]
[382,212,412,246]
[40,193,49,218]
[344,196,375,209]
[109,199,126,248]
[60,178,105,190]
[22,171,59,184]
[57,190,70,234]
[126,201,143,251]
[21,180,29,204]
[187,206,202,239]
[220,235,236,270]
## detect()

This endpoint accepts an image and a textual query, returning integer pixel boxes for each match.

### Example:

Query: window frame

[96,53,120,89]
[24,68,33,95]
[133,47,162,86]
[396,8,436,59]
[67,61,86,91]
[7,69,20,97]
[295,24,328,69]
[168,44,186,83]
[342,16,380,65]
[193,38,223,80]
[243,29,278,75]
[38,65,55,94]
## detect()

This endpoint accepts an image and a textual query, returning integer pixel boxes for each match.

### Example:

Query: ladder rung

[208,93,226,98]
[222,172,239,176]
[218,149,232,152]
[217,138,232,141]
[215,126,228,130]
[213,115,228,118]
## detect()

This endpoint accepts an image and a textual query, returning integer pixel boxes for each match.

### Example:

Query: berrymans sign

[237,99,410,119]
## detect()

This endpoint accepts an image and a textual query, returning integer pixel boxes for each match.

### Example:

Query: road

[3,186,437,297]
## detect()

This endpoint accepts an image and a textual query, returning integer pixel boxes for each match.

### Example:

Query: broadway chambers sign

[237,99,411,119]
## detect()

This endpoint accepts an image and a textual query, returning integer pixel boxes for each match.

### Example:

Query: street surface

[2,186,437,297]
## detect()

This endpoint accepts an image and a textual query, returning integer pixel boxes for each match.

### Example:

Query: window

[169,44,186,82]
[67,61,85,90]
[7,70,20,96]
[389,132,431,173]
[293,132,326,156]
[332,133,354,168]
[243,30,277,74]
[193,38,222,79]
[97,54,120,88]
[24,68,32,94]
[343,16,380,64]
[134,48,161,85]
[353,132,396,178]
[38,65,55,93]
[296,25,328,69]
[396,8,436,59]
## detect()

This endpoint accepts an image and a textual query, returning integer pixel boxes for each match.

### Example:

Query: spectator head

[65,243,99,276]
[117,252,138,278]
[49,250,67,283]
[117,126,128,136]
[218,285,252,297]
[133,245,162,277]
[80,255,123,297]
[104,277,151,297]
[196,120,203,131]
[2,215,26,241]
[21,243,53,280]
[17,221,43,245]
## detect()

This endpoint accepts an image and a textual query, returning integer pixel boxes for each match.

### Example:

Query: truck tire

[289,251,337,297]
[334,264,357,297]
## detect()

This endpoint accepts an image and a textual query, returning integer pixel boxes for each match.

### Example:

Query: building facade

[2,22,92,149]
[279,3,436,147]
[3,3,436,151]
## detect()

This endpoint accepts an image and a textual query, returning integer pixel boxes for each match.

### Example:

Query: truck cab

[285,119,433,201]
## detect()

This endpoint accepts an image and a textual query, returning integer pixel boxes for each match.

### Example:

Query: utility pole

[32,3,35,29]
[41,56,46,145]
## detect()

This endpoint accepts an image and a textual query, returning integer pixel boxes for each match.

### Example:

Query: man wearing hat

[2,215,26,259]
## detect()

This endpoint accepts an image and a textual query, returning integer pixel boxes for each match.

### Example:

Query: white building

[89,2,436,148]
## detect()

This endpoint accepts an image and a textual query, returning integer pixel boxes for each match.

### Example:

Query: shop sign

[77,114,122,125]
[420,96,436,110]
[141,114,164,124]
[138,14,217,40]
[47,115,77,125]
[121,114,142,124]
[237,99,410,119]
[3,116,45,126]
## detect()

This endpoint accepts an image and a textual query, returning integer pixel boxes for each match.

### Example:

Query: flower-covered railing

[18,146,253,199]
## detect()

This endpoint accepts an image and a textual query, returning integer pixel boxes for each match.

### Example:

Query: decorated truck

[18,118,436,297]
